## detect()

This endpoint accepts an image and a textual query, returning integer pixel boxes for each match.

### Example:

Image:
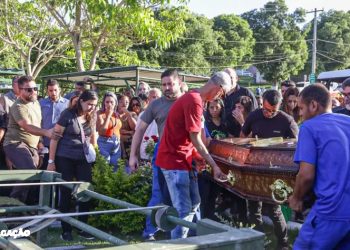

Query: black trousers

[56,156,92,233]
[198,173,218,220]
[248,200,288,247]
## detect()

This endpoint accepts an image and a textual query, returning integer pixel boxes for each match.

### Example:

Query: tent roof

[0,68,25,76]
[317,69,350,83]
[41,66,209,87]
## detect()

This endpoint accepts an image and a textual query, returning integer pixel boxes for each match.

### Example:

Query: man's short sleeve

[184,100,202,133]
[294,125,316,165]
[241,112,254,136]
[57,109,73,128]
[140,101,155,125]
[11,103,29,123]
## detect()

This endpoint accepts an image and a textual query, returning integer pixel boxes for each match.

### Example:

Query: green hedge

[90,153,152,234]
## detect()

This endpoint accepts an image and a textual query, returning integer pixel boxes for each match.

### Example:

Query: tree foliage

[308,10,350,72]
[242,0,308,84]
[135,13,254,75]
[41,0,188,72]
[211,14,255,70]
[0,0,70,78]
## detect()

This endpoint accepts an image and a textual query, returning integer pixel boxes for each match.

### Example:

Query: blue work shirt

[40,96,69,147]
[294,113,350,219]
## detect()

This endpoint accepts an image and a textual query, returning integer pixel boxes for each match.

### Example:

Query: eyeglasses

[132,103,140,107]
[20,87,38,93]
[342,92,350,98]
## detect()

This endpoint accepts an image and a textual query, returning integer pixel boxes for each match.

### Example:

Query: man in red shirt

[156,71,232,239]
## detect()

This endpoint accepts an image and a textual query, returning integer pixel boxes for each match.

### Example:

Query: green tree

[0,0,70,78]
[41,0,188,72]
[307,10,350,72]
[211,14,255,70]
[242,0,308,85]
[158,14,220,75]
[134,13,254,75]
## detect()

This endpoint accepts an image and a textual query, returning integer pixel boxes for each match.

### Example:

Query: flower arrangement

[211,130,226,139]
[144,135,159,158]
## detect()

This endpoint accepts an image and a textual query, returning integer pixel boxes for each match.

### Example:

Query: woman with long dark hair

[204,98,228,139]
[96,92,122,170]
[128,96,143,116]
[48,90,98,241]
[282,87,301,123]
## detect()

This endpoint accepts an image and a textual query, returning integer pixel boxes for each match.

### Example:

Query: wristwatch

[48,159,55,164]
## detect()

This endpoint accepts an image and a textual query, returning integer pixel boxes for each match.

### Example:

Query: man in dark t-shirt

[242,106,298,138]
[241,89,298,250]
[223,68,258,137]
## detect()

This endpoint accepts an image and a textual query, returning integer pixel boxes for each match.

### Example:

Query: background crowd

[0,69,350,248]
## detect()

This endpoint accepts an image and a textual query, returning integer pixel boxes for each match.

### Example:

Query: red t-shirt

[156,90,203,171]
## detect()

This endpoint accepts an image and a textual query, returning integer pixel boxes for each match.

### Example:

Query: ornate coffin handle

[269,179,293,204]
[227,170,236,186]
[217,170,236,186]
[205,164,212,174]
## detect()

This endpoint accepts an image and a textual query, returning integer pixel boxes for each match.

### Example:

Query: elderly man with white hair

[137,81,151,96]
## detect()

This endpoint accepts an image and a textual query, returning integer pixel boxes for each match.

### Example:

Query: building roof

[41,66,209,87]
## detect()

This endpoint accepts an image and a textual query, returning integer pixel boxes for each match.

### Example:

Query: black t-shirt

[224,85,258,137]
[205,119,228,139]
[334,108,350,116]
[241,109,299,139]
[56,109,92,160]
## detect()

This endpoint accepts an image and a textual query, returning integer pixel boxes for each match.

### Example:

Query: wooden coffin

[207,138,299,204]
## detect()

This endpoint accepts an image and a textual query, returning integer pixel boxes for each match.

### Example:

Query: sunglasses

[342,92,350,97]
[132,103,140,107]
[20,87,38,93]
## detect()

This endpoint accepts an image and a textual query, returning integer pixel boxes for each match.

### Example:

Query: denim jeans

[97,135,121,171]
[143,143,172,238]
[162,168,201,239]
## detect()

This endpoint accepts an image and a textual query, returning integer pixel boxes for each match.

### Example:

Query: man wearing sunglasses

[334,77,350,116]
[240,89,298,250]
[3,75,59,203]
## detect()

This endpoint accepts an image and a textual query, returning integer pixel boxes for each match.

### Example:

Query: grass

[37,220,299,249]
[39,227,146,248]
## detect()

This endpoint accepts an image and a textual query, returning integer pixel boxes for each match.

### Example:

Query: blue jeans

[294,209,350,250]
[162,168,201,239]
[97,135,121,171]
[143,143,172,238]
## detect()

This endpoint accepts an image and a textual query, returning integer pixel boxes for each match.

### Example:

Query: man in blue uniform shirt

[289,83,350,249]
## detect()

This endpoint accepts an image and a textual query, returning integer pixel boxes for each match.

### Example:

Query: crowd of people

[1,68,350,249]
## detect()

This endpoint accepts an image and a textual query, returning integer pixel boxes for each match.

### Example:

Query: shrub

[90,152,152,234]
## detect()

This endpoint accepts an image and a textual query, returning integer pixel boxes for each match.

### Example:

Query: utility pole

[306,8,323,83]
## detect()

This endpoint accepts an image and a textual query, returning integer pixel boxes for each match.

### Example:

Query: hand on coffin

[212,165,226,181]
